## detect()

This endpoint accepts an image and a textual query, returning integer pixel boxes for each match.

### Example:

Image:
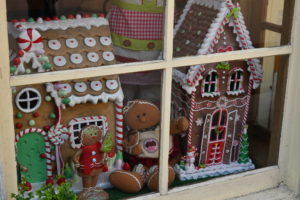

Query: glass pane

[12,71,162,199]
[170,55,287,188]
[174,0,293,58]
[7,0,165,77]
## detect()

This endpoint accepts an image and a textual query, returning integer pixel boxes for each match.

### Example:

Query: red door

[206,109,228,165]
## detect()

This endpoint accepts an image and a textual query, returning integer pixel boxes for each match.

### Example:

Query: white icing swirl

[87,52,100,63]
[106,80,118,90]
[48,40,61,50]
[70,54,83,64]
[53,56,67,67]
[74,82,87,93]
[102,51,114,62]
[66,38,78,48]
[90,81,102,91]
[84,37,97,47]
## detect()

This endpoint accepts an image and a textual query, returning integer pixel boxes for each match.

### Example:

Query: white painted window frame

[1,0,300,199]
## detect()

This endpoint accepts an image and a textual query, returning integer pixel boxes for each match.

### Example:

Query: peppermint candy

[17,28,43,52]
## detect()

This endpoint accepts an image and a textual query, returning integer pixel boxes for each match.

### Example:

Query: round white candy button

[70,54,83,64]
[84,37,96,47]
[87,52,99,63]
[66,38,78,48]
[106,80,118,90]
[53,56,67,67]
[100,36,112,46]
[102,51,115,62]
[48,40,61,50]
[74,82,87,93]
[90,81,102,91]
[60,83,72,94]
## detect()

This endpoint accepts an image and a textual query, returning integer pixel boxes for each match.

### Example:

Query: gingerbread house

[172,0,263,180]
[9,14,124,189]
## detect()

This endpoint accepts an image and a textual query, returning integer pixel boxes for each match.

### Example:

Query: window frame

[15,87,42,113]
[0,0,300,199]
[202,70,220,97]
[227,68,245,95]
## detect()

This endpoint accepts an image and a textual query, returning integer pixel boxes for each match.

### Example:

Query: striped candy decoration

[187,92,196,147]
[15,128,53,182]
[17,29,43,52]
[115,101,124,151]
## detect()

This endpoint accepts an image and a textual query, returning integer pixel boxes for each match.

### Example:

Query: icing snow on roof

[173,0,263,94]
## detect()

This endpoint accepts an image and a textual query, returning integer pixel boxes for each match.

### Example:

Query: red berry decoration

[67,15,74,19]
[123,162,130,171]
[57,177,66,185]
[83,13,90,18]
[20,18,26,22]
[33,112,39,118]
[43,125,50,131]
[16,24,22,29]
[15,123,23,129]
[44,17,51,21]
[102,165,108,172]
[23,181,32,191]
[14,57,21,65]
[11,19,18,24]
[17,50,25,57]
[107,149,115,158]
[53,16,59,21]
[98,13,105,18]
[46,178,54,185]
[40,153,46,159]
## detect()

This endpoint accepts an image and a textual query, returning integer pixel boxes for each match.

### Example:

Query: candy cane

[17,28,43,52]
[187,92,196,147]
[115,101,124,151]
[15,128,53,182]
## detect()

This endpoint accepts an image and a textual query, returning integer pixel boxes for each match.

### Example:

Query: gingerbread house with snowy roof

[172,0,262,180]
[9,15,124,189]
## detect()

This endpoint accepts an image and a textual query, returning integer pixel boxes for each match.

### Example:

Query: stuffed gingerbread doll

[73,125,111,200]
[109,100,188,193]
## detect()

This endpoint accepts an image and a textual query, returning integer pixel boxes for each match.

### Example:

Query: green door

[16,132,47,183]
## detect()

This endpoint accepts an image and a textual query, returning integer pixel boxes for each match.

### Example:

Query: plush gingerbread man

[109,100,188,193]
[73,125,109,199]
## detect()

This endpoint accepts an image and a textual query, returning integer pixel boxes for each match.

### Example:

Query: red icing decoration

[53,16,59,21]
[44,17,51,21]
[46,178,54,185]
[122,162,130,171]
[57,177,66,185]
[98,13,105,18]
[23,181,32,191]
[43,125,50,131]
[83,13,90,18]
[11,19,18,24]
[217,46,234,53]
[20,18,26,22]
[16,24,22,29]
[68,15,74,19]
[107,149,115,158]
[33,112,39,118]
[16,123,23,129]
[13,57,21,65]
[17,50,24,57]
[40,153,46,159]
[102,165,108,172]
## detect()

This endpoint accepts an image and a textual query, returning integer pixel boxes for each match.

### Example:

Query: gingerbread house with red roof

[8,14,124,190]
[172,0,262,180]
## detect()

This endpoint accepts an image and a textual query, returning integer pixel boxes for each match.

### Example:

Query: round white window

[16,88,42,113]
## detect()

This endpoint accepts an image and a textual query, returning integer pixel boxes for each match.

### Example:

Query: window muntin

[15,88,41,113]
[227,69,245,95]
[202,71,220,97]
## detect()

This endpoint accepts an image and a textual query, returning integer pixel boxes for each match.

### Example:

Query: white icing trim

[8,17,109,38]
[46,81,124,108]
[226,89,245,96]
[13,52,44,75]
[201,92,221,98]
[15,88,42,113]
[113,170,142,191]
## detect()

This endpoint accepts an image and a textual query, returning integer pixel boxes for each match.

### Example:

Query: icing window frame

[15,88,42,113]
[201,70,220,97]
[69,116,108,149]
[227,68,245,96]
